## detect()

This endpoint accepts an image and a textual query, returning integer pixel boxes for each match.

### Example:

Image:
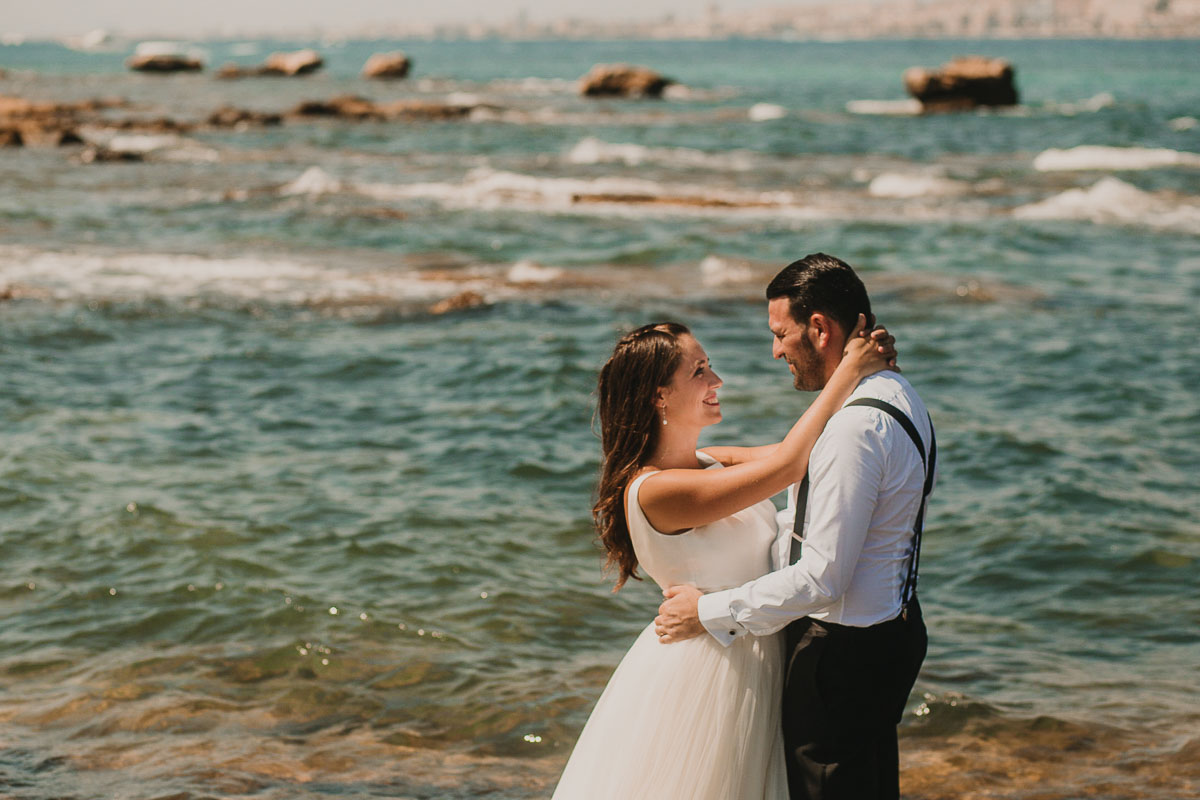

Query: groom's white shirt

[698,371,934,646]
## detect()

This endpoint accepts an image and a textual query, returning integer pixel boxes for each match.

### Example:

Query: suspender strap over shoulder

[843,398,936,608]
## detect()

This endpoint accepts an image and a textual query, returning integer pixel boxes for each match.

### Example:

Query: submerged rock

[363,52,412,80]
[429,291,487,315]
[290,95,382,120]
[79,145,145,163]
[207,106,283,128]
[579,64,674,98]
[903,56,1018,112]
[289,96,482,122]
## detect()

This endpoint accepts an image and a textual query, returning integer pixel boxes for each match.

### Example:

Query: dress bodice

[625,452,779,593]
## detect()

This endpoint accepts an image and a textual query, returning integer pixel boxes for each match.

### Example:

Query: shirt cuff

[697,589,747,647]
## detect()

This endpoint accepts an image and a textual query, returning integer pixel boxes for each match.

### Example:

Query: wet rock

[0,127,22,147]
[362,52,412,80]
[377,100,476,120]
[79,145,145,163]
[214,63,252,80]
[127,53,204,73]
[206,106,283,128]
[429,291,487,315]
[903,56,1018,112]
[579,64,674,98]
[290,95,382,120]
[106,117,193,133]
[262,49,324,77]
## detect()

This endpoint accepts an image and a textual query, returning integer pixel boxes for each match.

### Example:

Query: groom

[655,253,936,800]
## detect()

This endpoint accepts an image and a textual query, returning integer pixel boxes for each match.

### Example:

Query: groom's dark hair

[766,253,873,336]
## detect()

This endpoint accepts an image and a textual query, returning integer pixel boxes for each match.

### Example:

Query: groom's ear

[808,313,836,349]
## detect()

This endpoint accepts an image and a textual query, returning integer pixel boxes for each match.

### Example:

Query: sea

[0,37,1198,799]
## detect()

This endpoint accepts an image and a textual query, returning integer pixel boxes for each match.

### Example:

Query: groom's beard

[789,335,825,392]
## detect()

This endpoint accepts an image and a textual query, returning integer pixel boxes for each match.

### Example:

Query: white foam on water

[79,130,220,163]
[566,137,655,166]
[748,103,787,122]
[1013,177,1200,232]
[280,166,344,197]
[846,99,922,116]
[699,255,755,287]
[0,247,479,307]
[1169,116,1198,132]
[867,173,969,198]
[1033,146,1200,172]
[358,168,794,214]
[1048,92,1116,115]
[564,137,756,171]
[445,92,483,107]
[506,260,562,284]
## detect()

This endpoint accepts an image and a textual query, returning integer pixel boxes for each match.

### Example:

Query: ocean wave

[564,136,757,171]
[1013,177,1200,231]
[867,172,970,199]
[1045,92,1116,115]
[0,247,492,310]
[845,99,922,116]
[356,167,799,214]
[78,130,220,163]
[1033,145,1200,172]
[747,102,787,122]
[279,166,345,196]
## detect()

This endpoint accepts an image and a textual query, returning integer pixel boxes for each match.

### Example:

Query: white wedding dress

[552,453,788,800]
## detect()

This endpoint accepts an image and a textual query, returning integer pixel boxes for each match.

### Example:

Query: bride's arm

[699,325,897,468]
[640,315,887,533]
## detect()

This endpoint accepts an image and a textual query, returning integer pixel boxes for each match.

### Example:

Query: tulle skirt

[551,622,787,800]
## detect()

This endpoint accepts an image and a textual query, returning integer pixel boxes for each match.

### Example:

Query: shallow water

[1,37,1199,798]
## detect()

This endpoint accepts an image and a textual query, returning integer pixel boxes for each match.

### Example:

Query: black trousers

[781,598,927,800]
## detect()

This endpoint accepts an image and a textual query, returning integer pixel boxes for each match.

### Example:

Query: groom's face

[768,298,824,391]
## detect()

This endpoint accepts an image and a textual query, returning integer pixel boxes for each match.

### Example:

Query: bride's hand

[840,314,899,378]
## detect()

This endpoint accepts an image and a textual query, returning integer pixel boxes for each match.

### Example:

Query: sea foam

[360,168,794,214]
[1014,177,1200,231]
[1033,146,1200,172]
[280,166,344,196]
[845,99,922,116]
[565,137,755,170]
[867,173,969,198]
[748,103,787,122]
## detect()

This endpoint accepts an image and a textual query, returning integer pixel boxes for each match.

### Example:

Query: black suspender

[789,398,936,609]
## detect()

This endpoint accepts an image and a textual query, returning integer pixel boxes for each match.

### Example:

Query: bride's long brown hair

[593,322,690,590]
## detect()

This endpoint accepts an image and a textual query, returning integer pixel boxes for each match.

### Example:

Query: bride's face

[658,334,723,428]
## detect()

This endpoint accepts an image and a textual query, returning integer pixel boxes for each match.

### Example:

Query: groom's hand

[654,585,704,644]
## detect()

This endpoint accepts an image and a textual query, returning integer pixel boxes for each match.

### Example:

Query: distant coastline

[8,0,1200,47]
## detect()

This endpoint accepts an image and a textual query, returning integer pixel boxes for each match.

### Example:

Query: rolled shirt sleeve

[699,410,887,644]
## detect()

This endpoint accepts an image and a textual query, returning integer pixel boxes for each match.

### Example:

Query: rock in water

[127,54,204,73]
[126,42,205,73]
[363,52,412,80]
[289,95,382,120]
[903,56,1018,112]
[579,64,674,98]
[0,127,23,147]
[261,49,324,77]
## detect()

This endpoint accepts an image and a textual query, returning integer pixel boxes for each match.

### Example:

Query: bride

[551,316,894,799]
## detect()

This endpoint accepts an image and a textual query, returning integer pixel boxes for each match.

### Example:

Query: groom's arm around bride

[655,253,936,800]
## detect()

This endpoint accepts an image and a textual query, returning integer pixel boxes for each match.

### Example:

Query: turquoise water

[1,37,1199,798]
